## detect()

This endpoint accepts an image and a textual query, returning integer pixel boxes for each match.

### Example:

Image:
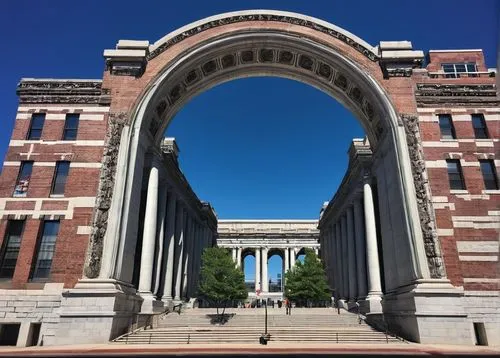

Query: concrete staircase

[113,308,405,345]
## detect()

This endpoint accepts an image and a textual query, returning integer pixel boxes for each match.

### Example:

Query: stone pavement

[0,342,499,357]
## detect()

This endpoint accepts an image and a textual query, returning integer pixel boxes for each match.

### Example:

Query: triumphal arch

[0,10,498,347]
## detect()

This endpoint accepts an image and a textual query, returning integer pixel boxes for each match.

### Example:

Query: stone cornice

[16,78,110,105]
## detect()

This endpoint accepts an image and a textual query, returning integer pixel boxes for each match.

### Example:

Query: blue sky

[1,1,497,281]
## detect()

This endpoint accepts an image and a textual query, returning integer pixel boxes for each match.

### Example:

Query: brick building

[0,10,498,347]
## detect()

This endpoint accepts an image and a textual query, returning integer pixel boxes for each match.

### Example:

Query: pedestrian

[284,298,289,315]
[288,299,292,315]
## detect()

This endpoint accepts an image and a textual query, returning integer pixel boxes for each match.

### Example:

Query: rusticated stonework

[402,113,445,279]
[148,13,378,61]
[84,112,128,278]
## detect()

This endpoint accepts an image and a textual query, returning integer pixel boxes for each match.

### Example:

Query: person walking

[284,298,289,315]
[288,299,292,315]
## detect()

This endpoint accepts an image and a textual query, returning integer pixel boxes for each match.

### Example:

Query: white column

[341,214,349,300]
[346,205,357,301]
[138,163,159,297]
[236,247,242,268]
[255,248,261,292]
[174,207,185,300]
[162,192,177,301]
[232,248,237,263]
[181,215,192,298]
[314,248,319,256]
[284,247,289,273]
[329,226,336,292]
[290,248,296,268]
[364,180,383,298]
[153,184,167,296]
[354,197,367,299]
[335,222,342,299]
[262,247,269,292]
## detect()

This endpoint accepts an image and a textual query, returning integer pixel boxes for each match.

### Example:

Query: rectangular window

[447,159,466,190]
[480,160,499,190]
[442,62,478,78]
[62,114,79,140]
[438,114,456,139]
[472,114,489,139]
[31,220,59,280]
[50,161,70,195]
[13,161,33,197]
[0,220,25,279]
[26,113,45,140]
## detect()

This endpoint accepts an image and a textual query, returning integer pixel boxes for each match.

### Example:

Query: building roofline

[218,219,318,223]
[428,49,483,53]
[20,78,103,82]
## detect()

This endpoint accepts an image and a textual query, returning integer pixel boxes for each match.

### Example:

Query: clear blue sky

[0,1,497,280]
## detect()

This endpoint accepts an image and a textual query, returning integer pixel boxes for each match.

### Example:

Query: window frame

[438,114,456,139]
[0,220,25,280]
[62,113,80,141]
[479,159,499,190]
[26,113,46,140]
[471,114,489,139]
[442,62,478,78]
[30,220,60,281]
[50,161,70,196]
[13,161,34,197]
[446,159,466,190]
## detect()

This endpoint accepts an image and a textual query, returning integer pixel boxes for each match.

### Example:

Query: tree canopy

[284,248,331,304]
[198,247,247,318]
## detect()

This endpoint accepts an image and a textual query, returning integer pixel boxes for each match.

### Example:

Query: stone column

[186,218,197,298]
[232,248,237,263]
[255,247,261,292]
[335,222,342,299]
[262,247,269,293]
[174,207,186,301]
[138,162,159,299]
[181,215,192,299]
[236,247,242,268]
[364,180,383,304]
[346,205,357,301]
[162,192,177,302]
[329,225,336,293]
[290,248,296,268]
[284,247,289,273]
[153,184,168,296]
[354,197,368,299]
[341,214,349,300]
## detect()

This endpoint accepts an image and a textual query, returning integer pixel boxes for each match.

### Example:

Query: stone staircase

[113,308,405,345]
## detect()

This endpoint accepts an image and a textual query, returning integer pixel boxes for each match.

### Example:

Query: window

[442,62,477,78]
[0,220,25,279]
[438,114,456,139]
[480,160,499,190]
[62,114,79,140]
[472,114,488,139]
[447,159,466,190]
[26,113,45,140]
[50,161,70,195]
[31,220,59,280]
[13,161,33,197]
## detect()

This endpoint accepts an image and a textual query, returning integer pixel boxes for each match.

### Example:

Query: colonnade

[319,139,383,312]
[136,139,217,311]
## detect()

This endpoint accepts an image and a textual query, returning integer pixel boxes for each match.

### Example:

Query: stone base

[51,279,142,345]
[139,292,164,313]
[359,294,382,315]
[381,279,472,344]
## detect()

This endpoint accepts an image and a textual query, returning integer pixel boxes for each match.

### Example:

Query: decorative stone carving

[415,84,498,106]
[147,14,378,61]
[84,112,128,278]
[402,114,445,279]
[16,79,105,104]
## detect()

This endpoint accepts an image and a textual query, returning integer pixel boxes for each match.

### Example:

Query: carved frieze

[147,14,378,61]
[415,84,499,106]
[402,114,445,279]
[17,79,107,104]
[84,112,128,279]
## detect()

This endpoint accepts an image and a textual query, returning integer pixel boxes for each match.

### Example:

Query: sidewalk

[0,342,498,357]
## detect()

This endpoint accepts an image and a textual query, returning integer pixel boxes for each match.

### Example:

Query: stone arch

[87,10,442,295]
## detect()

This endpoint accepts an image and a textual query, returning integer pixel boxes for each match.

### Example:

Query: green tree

[198,247,247,321]
[284,248,330,305]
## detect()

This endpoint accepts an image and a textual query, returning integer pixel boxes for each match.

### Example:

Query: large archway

[73,10,453,344]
